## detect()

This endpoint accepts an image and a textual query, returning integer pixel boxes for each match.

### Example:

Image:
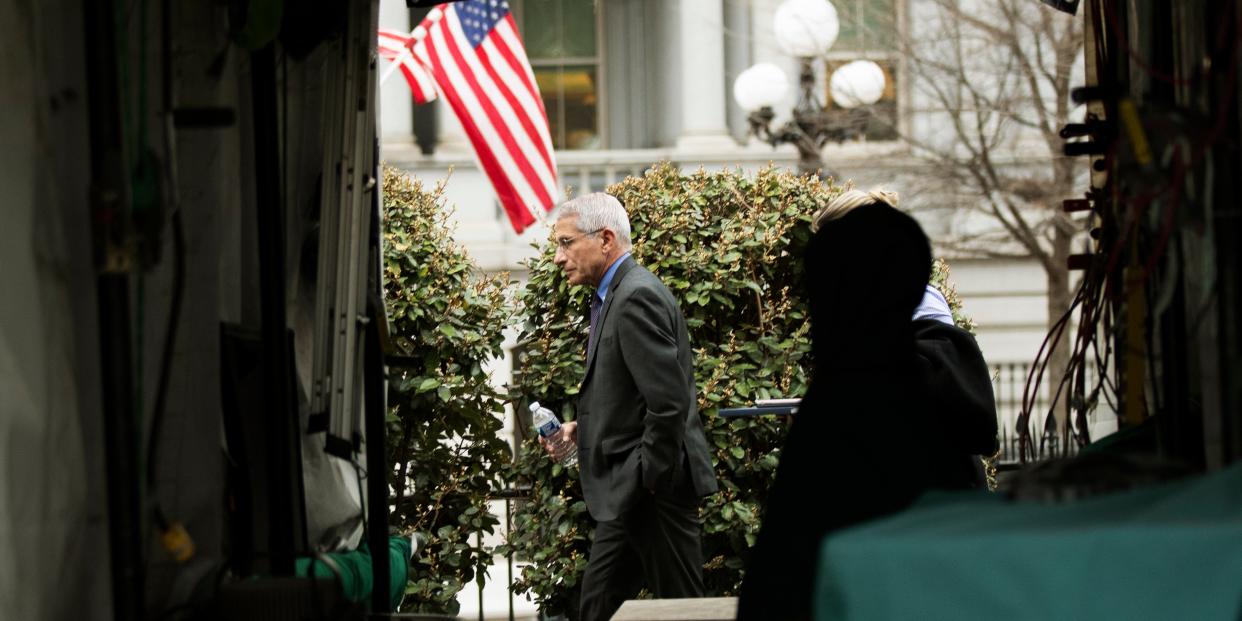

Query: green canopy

[816,463,1242,620]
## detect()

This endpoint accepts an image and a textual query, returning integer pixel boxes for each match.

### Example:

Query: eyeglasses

[553,228,604,250]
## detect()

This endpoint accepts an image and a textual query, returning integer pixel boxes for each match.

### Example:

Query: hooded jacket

[737,204,998,621]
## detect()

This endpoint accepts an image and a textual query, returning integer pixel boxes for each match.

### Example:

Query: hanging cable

[145,0,194,579]
[145,209,185,494]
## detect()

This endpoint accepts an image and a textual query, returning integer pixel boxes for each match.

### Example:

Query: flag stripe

[474,40,554,178]
[493,19,546,118]
[490,18,557,202]
[377,30,407,45]
[434,12,551,210]
[378,43,436,100]
[392,2,558,234]
[399,65,430,103]
[428,16,540,212]
[422,21,538,230]
[377,32,436,103]
[484,21,553,177]
[441,11,555,207]
[477,36,555,181]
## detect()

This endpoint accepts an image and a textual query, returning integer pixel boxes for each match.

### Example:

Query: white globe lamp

[829,60,887,108]
[773,0,840,58]
[733,63,790,112]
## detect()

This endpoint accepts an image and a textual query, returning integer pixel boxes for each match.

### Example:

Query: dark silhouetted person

[736,190,998,621]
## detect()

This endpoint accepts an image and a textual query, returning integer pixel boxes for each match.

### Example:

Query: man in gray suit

[541,192,718,621]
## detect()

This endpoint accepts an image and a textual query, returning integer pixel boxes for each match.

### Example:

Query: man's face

[552,216,609,286]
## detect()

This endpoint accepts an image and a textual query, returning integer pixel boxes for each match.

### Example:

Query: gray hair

[554,192,633,249]
[811,188,900,232]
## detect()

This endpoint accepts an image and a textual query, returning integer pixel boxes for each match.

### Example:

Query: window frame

[511,0,608,150]
[822,0,909,142]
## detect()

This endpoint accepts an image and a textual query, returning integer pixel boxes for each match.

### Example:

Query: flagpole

[379,25,427,86]
[380,48,412,85]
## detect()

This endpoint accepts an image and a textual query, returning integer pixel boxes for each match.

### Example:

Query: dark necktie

[587,293,603,355]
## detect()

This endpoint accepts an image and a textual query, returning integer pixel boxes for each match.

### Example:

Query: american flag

[377,28,437,104]
[404,0,559,234]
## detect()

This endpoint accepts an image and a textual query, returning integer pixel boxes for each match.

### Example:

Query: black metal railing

[991,362,1111,464]
[470,486,532,621]
[714,363,1110,465]
[450,363,1112,619]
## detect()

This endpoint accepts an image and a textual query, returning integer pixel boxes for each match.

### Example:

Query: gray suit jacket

[576,256,718,522]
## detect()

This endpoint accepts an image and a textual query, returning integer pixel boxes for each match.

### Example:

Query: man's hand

[539,421,578,461]
[559,420,578,445]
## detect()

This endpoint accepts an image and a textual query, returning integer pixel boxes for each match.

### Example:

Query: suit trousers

[578,492,705,621]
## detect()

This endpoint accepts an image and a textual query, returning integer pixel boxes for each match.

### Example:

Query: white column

[378,0,413,142]
[675,0,736,150]
[436,99,470,152]
[723,0,752,143]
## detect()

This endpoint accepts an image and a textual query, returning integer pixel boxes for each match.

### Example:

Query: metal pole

[507,497,514,621]
[793,58,830,179]
[478,529,485,621]
[365,291,391,612]
[252,42,302,575]
[83,0,143,616]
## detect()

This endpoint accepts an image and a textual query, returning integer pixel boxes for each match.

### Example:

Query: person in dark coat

[542,192,719,621]
[736,190,999,621]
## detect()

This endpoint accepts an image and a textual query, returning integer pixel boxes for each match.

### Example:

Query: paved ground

[612,597,737,621]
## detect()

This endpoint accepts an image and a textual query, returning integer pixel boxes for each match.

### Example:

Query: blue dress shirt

[596,252,631,303]
[913,285,955,326]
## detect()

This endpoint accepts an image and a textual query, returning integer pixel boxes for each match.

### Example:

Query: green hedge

[381,166,513,615]
[378,163,977,616]
[499,164,839,615]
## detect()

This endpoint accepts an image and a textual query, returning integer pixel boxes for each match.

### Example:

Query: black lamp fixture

[733,0,887,179]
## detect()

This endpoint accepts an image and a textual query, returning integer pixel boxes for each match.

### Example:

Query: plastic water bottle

[530,401,577,467]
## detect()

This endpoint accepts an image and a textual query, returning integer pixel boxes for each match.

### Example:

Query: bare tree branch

[884,0,1084,258]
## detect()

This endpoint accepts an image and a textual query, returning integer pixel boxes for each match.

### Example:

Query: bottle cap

[529,401,541,412]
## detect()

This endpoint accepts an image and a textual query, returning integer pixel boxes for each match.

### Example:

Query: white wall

[947,259,1051,364]
[378,0,413,142]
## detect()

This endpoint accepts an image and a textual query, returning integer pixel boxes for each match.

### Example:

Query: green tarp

[816,463,1242,620]
[295,535,411,611]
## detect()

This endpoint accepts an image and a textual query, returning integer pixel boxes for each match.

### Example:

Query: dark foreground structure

[4,0,399,619]
[2,0,1242,620]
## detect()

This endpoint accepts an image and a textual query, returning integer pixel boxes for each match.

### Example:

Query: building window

[825,0,900,141]
[834,0,897,50]
[514,0,602,150]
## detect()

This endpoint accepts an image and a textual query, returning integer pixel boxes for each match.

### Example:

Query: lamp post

[734,0,888,179]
